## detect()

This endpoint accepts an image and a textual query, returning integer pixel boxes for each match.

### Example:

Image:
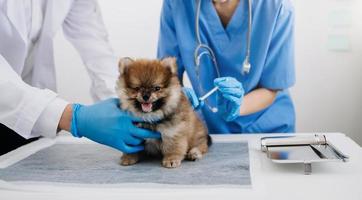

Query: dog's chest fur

[137,114,184,156]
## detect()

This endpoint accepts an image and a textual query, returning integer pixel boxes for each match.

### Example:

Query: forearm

[239,88,277,116]
[1,55,69,138]
[58,104,73,132]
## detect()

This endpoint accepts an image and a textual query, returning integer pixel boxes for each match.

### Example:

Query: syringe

[198,86,219,113]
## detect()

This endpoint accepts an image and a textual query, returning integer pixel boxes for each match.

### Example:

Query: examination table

[0,133,361,200]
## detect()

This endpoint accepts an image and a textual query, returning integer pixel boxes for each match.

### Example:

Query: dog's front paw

[120,154,139,166]
[162,157,182,168]
[186,147,203,161]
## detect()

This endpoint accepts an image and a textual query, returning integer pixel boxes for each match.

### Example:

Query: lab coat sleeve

[259,1,295,90]
[0,55,68,139]
[62,0,118,101]
[157,0,185,83]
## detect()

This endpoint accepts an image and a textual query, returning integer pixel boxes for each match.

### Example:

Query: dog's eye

[154,86,161,91]
[133,87,140,91]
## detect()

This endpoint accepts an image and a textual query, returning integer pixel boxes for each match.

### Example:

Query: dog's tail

[207,135,213,146]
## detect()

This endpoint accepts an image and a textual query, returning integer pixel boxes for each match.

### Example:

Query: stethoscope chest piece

[193,0,253,111]
[242,59,251,75]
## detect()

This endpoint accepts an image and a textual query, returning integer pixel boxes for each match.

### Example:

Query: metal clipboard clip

[261,134,349,175]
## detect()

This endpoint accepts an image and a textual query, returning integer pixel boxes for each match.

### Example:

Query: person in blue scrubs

[157,0,296,133]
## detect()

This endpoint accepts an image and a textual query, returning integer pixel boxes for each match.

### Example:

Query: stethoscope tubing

[193,0,252,112]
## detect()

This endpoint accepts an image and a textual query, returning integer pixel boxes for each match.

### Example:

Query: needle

[199,86,219,101]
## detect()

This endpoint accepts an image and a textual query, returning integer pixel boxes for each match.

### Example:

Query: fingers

[217,87,244,98]
[221,94,241,105]
[182,87,200,109]
[194,100,205,110]
[128,113,162,123]
[120,109,146,123]
[124,135,144,146]
[224,113,239,122]
[189,97,201,110]
[214,77,242,88]
[214,77,243,122]
[123,145,144,154]
[128,113,153,123]
[116,141,145,154]
[118,127,160,154]
[214,77,244,103]
[132,127,161,139]
[188,94,200,108]
[129,115,144,122]
[214,77,229,84]
[182,87,195,98]
[216,93,241,122]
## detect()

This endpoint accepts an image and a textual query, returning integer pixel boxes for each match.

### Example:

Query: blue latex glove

[70,98,161,153]
[182,87,204,110]
[214,77,244,122]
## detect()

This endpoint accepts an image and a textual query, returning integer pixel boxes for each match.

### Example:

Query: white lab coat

[0,0,118,139]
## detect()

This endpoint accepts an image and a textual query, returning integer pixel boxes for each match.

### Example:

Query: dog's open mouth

[136,98,165,113]
[141,102,153,113]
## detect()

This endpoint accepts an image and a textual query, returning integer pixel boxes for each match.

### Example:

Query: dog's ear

[118,57,134,75]
[161,57,177,75]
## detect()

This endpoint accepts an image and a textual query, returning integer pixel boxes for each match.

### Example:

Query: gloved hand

[70,98,161,153]
[214,77,244,122]
[182,87,204,110]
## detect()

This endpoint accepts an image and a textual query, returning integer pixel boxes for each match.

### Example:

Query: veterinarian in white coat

[0,0,160,155]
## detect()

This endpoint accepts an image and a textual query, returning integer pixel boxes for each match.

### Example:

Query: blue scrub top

[157,0,296,133]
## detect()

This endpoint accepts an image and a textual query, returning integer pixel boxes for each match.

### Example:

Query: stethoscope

[194,0,252,112]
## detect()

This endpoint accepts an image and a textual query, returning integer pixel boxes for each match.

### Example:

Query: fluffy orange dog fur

[116,57,210,168]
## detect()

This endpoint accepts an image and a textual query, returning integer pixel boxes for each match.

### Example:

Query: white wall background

[54,0,362,144]
[291,0,362,144]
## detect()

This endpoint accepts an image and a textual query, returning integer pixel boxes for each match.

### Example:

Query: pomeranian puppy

[116,57,210,168]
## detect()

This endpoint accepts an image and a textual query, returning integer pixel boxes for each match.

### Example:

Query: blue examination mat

[0,142,251,186]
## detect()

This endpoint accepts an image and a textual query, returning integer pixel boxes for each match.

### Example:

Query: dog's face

[116,57,181,118]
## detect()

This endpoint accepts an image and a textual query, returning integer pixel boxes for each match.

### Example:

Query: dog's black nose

[142,94,150,101]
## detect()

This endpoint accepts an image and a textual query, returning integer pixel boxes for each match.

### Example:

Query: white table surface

[0,133,361,200]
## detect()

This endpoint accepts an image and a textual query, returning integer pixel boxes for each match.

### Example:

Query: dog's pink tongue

[141,103,153,112]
